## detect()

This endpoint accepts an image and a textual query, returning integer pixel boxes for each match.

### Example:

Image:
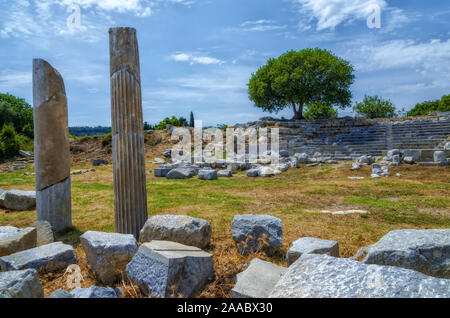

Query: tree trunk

[292,102,304,120]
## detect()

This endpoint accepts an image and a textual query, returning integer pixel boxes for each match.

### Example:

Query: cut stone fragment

[30,221,54,246]
[140,215,211,249]
[0,241,77,272]
[0,269,44,298]
[269,254,450,298]
[80,231,138,284]
[126,240,214,298]
[231,258,286,298]
[198,169,218,180]
[286,237,339,266]
[353,229,450,278]
[2,190,36,211]
[231,214,282,256]
[48,289,73,298]
[70,286,118,298]
[0,226,37,257]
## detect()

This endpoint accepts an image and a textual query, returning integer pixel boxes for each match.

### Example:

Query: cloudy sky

[0,0,449,126]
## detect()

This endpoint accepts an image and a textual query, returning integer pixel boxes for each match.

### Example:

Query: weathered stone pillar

[33,59,72,232]
[109,27,148,238]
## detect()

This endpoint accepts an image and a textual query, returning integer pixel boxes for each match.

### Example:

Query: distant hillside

[69,126,111,137]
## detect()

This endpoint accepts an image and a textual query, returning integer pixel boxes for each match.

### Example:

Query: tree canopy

[407,94,450,117]
[248,48,355,120]
[353,95,397,119]
[0,93,33,138]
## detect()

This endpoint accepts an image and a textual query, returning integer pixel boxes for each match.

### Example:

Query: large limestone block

[0,226,37,257]
[139,215,211,249]
[269,254,450,298]
[33,59,70,191]
[231,258,286,298]
[353,229,450,278]
[48,289,73,298]
[0,269,44,298]
[70,286,118,298]
[0,241,77,272]
[2,190,36,211]
[198,169,218,180]
[231,214,282,256]
[126,241,214,298]
[286,237,339,266]
[80,231,138,284]
[166,168,195,180]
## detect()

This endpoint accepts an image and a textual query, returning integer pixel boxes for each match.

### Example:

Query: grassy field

[0,161,449,297]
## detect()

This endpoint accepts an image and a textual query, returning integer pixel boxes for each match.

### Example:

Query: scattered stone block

[294,153,309,163]
[232,258,285,298]
[279,150,290,158]
[0,226,36,257]
[246,169,259,177]
[166,168,195,180]
[286,237,339,266]
[92,158,108,166]
[80,231,138,284]
[70,286,118,298]
[0,241,77,272]
[434,151,447,163]
[126,241,214,298]
[258,167,275,177]
[139,215,211,249]
[353,229,450,278]
[0,269,43,298]
[30,221,54,246]
[231,214,282,256]
[218,170,233,178]
[154,167,173,177]
[198,169,218,180]
[154,158,166,164]
[48,289,73,298]
[2,190,36,211]
[269,254,450,298]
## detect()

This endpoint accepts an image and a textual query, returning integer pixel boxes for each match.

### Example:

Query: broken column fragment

[32,59,71,232]
[109,27,148,238]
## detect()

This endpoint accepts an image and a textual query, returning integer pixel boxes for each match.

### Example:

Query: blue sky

[0,0,449,126]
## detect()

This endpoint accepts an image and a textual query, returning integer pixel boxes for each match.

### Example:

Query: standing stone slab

[33,59,71,232]
[231,258,286,298]
[0,269,44,298]
[0,241,77,272]
[126,241,214,298]
[80,231,138,284]
[110,27,147,238]
[139,215,211,249]
[70,286,118,298]
[0,226,37,257]
[231,214,282,256]
[286,237,339,266]
[2,190,36,211]
[269,254,450,298]
[353,229,450,278]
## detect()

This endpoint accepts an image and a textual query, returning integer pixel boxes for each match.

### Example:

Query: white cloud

[294,0,388,31]
[238,20,287,32]
[169,52,224,65]
[0,70,32,92]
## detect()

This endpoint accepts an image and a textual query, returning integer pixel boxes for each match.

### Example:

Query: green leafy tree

[178,117,188,127]
[155,116,181,130]
[189,111,195,127]
[0,124,20,159]
[407,94,450,116]
[143,121,153,130]
[439,94,450,111]
[0,93,33,137]
[304,101,338,120]
[353,95,397,119]
[248,49,355,120]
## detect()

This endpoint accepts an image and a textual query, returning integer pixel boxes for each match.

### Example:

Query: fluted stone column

[33,59,72,232]
[109,27,148,238]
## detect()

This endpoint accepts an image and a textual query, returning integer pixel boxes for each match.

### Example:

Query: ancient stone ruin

[32,59,71,232]
[109,27,148,238]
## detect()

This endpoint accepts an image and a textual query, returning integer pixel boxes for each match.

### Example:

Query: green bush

[155,116,182,130]
[407,94,450,116]
[0,124,20,159]
[353,95,397,119]
[102,132,112,147]
[304,101,338,120]
[0,93,33,137]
